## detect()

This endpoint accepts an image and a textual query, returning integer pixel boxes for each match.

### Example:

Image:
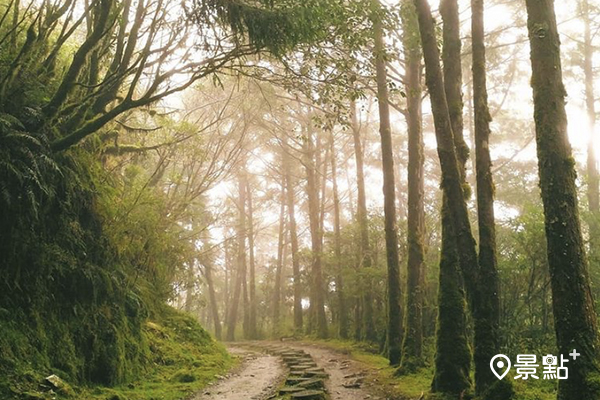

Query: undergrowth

[303,339,556,400]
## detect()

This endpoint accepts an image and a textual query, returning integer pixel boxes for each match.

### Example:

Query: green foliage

[194,0,353,55]
[0,139,222,397]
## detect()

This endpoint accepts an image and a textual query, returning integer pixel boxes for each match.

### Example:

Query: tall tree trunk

[305,129,328,338]
[428,0,472,394]
[350,99,377,342]
[273,179,286,338]
[330,130,348,339]
[472,0,501,393]
[226,174,247,341]
[582,0,599,271]
[414,0,486,394]
[372,1,403,365]
[285,137,303,332]
[204,261,222,340]
[246,180,258,339]
[525,1,600,398]
[400,0,425,372]
[583,0,598,215]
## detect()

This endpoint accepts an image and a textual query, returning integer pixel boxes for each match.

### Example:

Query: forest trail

[193,347,284,400]
[199,342,382,400]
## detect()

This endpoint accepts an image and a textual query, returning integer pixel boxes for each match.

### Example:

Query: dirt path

[193,347,284,400]
[194,342,384,400]
[284,342,382,400]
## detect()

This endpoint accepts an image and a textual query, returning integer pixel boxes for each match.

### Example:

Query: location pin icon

[490,354,511,380]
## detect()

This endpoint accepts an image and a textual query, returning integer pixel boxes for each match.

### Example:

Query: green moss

[304,339,557,400]
[77,308,234,400]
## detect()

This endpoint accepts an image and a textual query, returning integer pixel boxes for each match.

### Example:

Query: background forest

[0,0,598,399]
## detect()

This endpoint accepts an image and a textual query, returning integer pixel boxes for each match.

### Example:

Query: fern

[0,112,59,221]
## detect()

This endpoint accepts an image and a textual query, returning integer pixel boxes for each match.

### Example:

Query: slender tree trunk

[583,0,599,216]
[350,99,377,342]
[472,0,501,393]
[246,180,258,339]
[285,137,303,332]
[525,2,600,398]
[226,174,247,341]
[10,0,19,52]
[273,179,286,338]
[354,297,362,341]
[224,244,230,323]
[242,251,249,338]
[304,129,328,338]
[204,261,222,340]
[372,1,403,365]
[319,142,330,238]
[184,262,195,313]
[400,0,425,372]
[330,130,348,339]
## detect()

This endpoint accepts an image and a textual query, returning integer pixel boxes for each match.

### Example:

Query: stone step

[296,378,325,390]
[290,390,326,399]
[279,386,305,395]
[285,376,312,385]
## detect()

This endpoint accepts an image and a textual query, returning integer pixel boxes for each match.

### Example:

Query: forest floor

[192,347,284,400]
[206,340,557,400]
[201,341,388,400]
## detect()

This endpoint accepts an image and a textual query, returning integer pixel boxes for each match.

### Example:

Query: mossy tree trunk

[399,0,425,373]
[372,0,403,365]
[471,0,501,393]
[414,0,488,395]
[428,0,472,394]
[350,99,377,343]
[525,1,600,398]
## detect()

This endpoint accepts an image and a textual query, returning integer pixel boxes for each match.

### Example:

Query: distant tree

[226,171,248,341]
[284,134,304,333]
[330,130,349,339]
[303,123,328,339]
[246,179,258,339]
[272,175,287,337]
[350,99,377,342]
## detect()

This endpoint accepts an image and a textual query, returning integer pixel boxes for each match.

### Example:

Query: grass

[76,309,236,400]
[301,339,557,400]
[2,307,235,400]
